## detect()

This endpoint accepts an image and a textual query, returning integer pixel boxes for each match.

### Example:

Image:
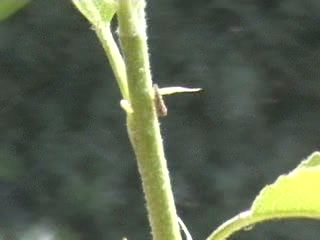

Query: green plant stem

[117,1,182,240]
[95,24,129,100]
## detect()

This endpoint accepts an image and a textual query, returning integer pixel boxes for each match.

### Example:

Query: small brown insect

[153,84,167,117]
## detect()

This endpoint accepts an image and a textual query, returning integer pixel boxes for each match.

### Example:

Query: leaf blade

[0,0,30,22]
[72,0,117,25]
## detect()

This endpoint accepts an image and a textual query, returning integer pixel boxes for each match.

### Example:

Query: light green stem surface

[117,0,182,240]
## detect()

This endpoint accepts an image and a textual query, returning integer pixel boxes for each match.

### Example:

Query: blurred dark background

[0,0,320,239]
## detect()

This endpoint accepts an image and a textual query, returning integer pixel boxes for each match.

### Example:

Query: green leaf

[296,151,320,168]
[72,0,117,26]
[206,152,320,240]
[0,0,30,22]
[251,151,320,217]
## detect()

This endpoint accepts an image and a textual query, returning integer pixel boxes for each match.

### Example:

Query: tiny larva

[152,84,201,117]
[153,84,168,117]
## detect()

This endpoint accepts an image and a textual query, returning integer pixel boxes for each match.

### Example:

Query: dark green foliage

[1,0,320,239]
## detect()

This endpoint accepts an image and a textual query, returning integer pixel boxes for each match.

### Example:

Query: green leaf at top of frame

[251,151,320,217]
[72,0,117,26]
[0,0,30,22]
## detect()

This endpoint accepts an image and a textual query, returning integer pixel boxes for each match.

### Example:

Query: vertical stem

[117,1,182,240]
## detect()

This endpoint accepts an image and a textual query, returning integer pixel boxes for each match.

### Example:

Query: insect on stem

[153,84,168,117]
